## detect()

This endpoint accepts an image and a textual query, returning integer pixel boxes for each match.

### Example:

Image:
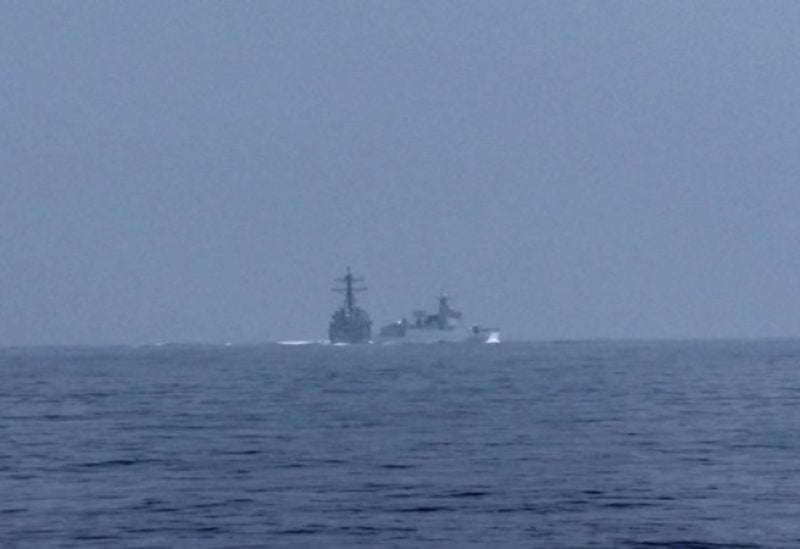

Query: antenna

[332,266,367,313]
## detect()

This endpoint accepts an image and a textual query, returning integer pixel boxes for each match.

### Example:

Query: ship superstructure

[328,267,372,344]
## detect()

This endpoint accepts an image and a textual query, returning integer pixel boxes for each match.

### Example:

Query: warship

[377,293,500,344]
[328,267,372,344]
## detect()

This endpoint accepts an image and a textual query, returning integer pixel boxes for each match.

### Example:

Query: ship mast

[333,266,367,314]
[437,292,462,329]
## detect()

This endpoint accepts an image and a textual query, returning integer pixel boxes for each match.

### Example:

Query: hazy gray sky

[2,1,800,344]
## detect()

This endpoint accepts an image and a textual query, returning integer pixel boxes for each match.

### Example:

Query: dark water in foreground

[2,340,800,547]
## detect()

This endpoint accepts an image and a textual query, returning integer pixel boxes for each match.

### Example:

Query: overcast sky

[2,1,800,344]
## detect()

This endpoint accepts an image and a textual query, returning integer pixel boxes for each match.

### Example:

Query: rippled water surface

[2,340,800,547]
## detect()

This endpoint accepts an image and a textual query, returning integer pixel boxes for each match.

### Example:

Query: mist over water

[4,3,800,344]
[3,341,799,547]
[5,3,799,545]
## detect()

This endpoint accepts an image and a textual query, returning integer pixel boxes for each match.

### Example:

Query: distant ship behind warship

[328,267,372,344]
[377,293,500,344]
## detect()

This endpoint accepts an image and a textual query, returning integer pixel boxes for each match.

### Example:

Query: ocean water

[2,340,800,548]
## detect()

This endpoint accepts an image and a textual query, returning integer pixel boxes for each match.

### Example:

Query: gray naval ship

[377,293,500,344]
[328,267,372,344]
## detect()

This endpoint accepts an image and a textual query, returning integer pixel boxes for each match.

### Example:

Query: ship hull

[328,308,372,344]
[376,328,500,345]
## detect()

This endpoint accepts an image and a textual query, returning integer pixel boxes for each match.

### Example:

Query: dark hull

[328,307,372,344]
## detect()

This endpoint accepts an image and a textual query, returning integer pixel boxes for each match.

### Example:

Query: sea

[2,340,800,548]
